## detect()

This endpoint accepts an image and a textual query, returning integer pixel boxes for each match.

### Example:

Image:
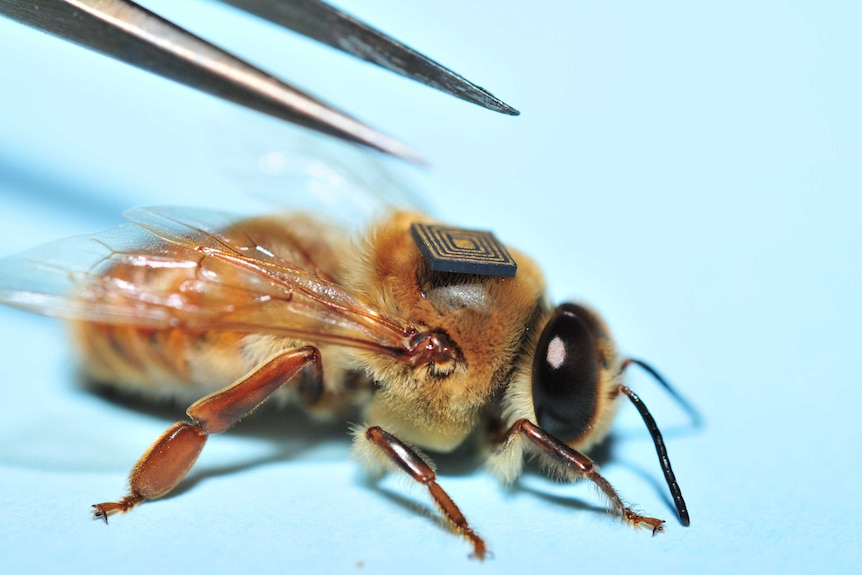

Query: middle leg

[357,426,488,560]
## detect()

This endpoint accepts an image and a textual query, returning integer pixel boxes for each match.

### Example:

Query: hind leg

[93,346,321,521]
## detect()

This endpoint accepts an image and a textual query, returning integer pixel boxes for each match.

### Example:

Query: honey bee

[0,205,691,559]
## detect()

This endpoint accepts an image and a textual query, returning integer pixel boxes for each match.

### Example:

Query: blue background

[0,1,859,573]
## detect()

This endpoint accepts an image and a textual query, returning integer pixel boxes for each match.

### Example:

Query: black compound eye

[531,306,600,443]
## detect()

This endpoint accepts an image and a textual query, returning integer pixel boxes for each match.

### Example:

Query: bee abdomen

[73,322,199,395]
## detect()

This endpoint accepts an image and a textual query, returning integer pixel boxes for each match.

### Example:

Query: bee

[0,205,691,559]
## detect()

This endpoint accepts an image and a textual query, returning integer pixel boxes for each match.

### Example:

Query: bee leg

[362,426,488,560]
[93,346,322,522]
[298,356,324,406]
[506,419,665,534]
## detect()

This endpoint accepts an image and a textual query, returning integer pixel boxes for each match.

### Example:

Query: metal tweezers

[0,0,519,162]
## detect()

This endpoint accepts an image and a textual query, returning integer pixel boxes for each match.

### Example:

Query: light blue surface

[1,1,860,573]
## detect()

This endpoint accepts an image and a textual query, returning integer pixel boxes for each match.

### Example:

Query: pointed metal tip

[481,95,520,116]
[408,61,520,117]
[448,83,521,116]
[366,133,427,166]
[462,82,520,116]
[224,0,520,117]
[299,102,427,165]
[437,71,520,116]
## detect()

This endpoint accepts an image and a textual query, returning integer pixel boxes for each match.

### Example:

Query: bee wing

[0,208,417,355]
[215,121,431,229]
[0,223,171,326]
[124,206,326,272]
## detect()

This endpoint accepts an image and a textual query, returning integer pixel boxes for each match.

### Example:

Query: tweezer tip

[476,89,519,115]
[494,102,521,116]
[442,74,519,116]
[386,142,427,166]
[359,129,426,165]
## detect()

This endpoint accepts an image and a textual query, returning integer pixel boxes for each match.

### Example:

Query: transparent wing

[124,206,335,276]
[0,207,417,356]
[210,116,431,230]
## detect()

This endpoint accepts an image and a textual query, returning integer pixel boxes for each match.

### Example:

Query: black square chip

[410,222,518,277]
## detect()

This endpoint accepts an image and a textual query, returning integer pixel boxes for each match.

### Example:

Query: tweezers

[0,0,519,162]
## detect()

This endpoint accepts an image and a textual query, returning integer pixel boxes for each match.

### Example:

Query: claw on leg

[624,508,665,535]
[92,494,145,524]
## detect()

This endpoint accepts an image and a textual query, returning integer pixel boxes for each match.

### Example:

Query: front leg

[357,426,487,560]
[93,346,322,521]
[498,419,665,534]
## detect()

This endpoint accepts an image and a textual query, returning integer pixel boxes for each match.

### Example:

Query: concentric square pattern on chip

[410,222,518,277]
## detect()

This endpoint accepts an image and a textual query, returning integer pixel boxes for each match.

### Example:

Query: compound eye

[531,305,600,443]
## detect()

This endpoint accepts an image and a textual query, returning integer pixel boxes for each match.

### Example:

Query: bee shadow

[512,485,610,517]
[358,446,614,531]
[83,383,678,523]
[360,475,451,534]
